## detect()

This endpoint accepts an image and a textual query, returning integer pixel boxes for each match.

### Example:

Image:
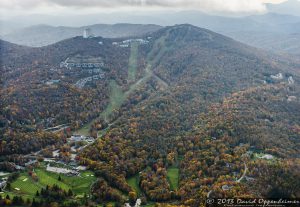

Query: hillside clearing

[167,167,179,190]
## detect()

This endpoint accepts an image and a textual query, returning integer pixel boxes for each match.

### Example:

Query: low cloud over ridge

[1,0,268,12]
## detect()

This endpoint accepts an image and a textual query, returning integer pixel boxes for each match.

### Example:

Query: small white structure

[135,198,142,207]
[25,160,37,166]
[45,80,60,85]
[76,166,87,171]
[245,176,255,182]
[15,165,25,170]
[271,73,283,80]
[124,198,142,207]
[258,154,274,160]
[222,185,233,191]
[0,180,7,191]
[53,150,60,158]
[287,96,297,102]
[288,76,295,85]
[83,28,91,38]
[69,135,95,143]
[44,158,55,163]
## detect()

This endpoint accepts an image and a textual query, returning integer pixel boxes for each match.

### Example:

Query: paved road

[237,162,248,183]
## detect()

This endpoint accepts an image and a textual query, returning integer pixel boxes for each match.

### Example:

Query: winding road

[207,160,248,198]
[236,162,248,183]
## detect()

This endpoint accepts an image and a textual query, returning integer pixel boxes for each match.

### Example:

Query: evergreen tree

[31,198,39,207]
[68,189,73,197]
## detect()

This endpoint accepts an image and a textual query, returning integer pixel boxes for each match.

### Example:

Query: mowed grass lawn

[167,167,179,190]
[10,168,96,198]
[127,175,142,196]
[11,174,41,196]
[35,169,70,190]
[64,171,96,195]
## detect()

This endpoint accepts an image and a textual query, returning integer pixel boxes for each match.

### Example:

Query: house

[259,154,274,160]
[70,135,85,142]
[262,154,274,160]
[288,76,295,85]
[287,96,297,102]
[15,165,25,170]
[0,180,7,191]
[245,176,255,182]
[52,150,60,158]
[76,166,87,171]
[271,73,283,80]
[69,135,95,143]
[222,185,233,191]
[45,80,60,85]
[225,163,232,168]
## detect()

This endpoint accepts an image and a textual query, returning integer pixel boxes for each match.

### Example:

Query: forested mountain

[1,36,134,155]
[1,24,299,206]
[1,24,162,47]
[79,25,300,204]
[2,10,300,55]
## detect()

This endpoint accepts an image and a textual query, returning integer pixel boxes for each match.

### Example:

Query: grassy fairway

[128,42,139,82]
[9,168,96,200]
[11,174,41,196]
[35,169,70,190]
[167,167,179,190]
[65,171,96,195]
[127,175,142,196]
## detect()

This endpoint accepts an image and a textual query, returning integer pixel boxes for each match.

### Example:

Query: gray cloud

[0,0,268,12]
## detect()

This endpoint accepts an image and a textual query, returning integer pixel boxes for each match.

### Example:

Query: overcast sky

[0,0,290,18]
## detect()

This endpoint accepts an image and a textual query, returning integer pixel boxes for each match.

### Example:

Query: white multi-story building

[83,28,91,38]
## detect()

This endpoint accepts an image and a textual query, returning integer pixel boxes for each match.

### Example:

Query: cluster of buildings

[68,135,95,144]
[112,38,150,48]
[60,56,105,71]
[4,132,94,179]
[271,73,284,80]
[74,73,105,89]
[45,79,60,85]
[46,164,79,176]
[270,73,296,85]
